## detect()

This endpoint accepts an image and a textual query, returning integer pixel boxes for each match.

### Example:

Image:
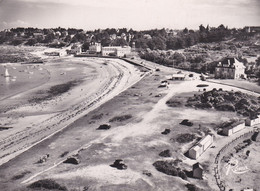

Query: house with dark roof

[222,120,245,136]
[214,57,246,79]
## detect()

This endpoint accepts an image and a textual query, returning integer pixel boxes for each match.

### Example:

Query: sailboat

[4,67,11,77]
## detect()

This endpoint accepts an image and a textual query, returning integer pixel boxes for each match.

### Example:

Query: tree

[11,39,23,45]
[256,57,260,67]
[26,38,37,46]
[183,28,188,34]
[64,35,71,43]
[82,42,90,51]
[43,33,55,43]
[110,38,128,46]
[199,24,206,32]
[71,33,87,43]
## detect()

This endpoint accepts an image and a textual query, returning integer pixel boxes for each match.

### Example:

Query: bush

[215,103,236,111]
[97,124,111,130]
[161,128,171,135]
[109,114,132,122]
[91,113,103,120]
[195,102,212,109]
[63,155,80,165]
[28,179,67,190]
[176,133,196,143]
[153,161,187,180]
[12,171,31,180]
[153,161,178,176]
[196,84,208,87]
[60,151,69,158]
[166,99,182,107]
[185,184,203,191]
[180,119,193,126]
[159,149,171,157]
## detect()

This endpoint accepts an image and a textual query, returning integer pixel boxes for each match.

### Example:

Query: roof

[193,162,203,169]
[249,114,259,120]
[199,135,212,145]
[223,120,244,130]
[102,46,131,49]
[190,145,201,152]
[172,74,186,78]
[216,57,244,68]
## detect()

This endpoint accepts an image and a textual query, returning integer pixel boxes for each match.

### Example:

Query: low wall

[214,130,255,191]
[74,55,153,71]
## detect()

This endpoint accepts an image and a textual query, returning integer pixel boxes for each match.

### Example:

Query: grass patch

[60,151,69,158]
[109,114,132,122]
[0,45,41,63]
[91,113,104,120]
[28,179,67,190]
[11,171,31,180]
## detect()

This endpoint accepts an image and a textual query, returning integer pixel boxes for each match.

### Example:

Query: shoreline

[0,56,145,166]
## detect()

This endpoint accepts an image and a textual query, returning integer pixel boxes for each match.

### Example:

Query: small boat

[4,68,11,77]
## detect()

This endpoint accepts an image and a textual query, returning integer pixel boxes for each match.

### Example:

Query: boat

[4,68,11,77]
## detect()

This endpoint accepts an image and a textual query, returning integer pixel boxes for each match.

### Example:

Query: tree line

[0,25,253,50]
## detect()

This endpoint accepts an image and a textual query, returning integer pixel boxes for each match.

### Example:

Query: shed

[189,145,202,159]
[198,135,213,151]
[245,115,260,126]
[193,162,203,179]
[188,134,213,159]
[251,131,260,142]
[222,121,245,136]
[172,74,186,80]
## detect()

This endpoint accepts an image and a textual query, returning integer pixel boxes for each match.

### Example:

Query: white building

[172,73,186,80]
[245,115,260,126]
[222,121,245,136]
[67,44,82,55]
[189,135,213,159]
[102,46,131,57]
[89,42,101,53]
[215,57,246,79]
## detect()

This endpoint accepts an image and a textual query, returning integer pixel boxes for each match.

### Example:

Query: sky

[0,0,259,31]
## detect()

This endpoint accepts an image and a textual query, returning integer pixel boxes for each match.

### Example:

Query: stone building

[214,57,246,79]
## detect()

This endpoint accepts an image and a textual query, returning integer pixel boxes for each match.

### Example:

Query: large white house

[215,57,246,79]
[101,46,131,57]
[89,42,101,53]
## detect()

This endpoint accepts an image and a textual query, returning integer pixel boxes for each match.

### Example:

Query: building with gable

[214,57,246,79]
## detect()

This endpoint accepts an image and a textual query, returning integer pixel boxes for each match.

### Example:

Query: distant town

[1,25,260,81]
